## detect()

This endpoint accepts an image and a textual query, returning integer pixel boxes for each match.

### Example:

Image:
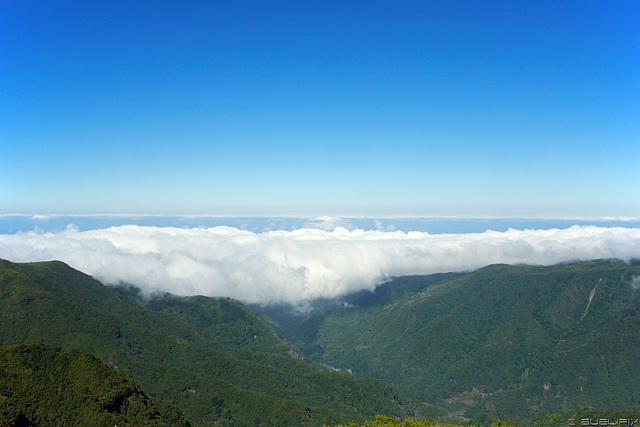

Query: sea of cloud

[1,224,639,305]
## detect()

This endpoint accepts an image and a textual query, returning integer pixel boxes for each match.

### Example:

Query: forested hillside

[0,258,406,426]
[257,260,640,422]
[4,257,638,425]
[0,343,190,426]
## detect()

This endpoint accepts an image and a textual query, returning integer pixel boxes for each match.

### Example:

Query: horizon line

[1,213,639,222]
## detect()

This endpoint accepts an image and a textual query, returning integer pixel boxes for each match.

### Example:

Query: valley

[0,259,405,426]
[1,258,639,425]
[253,260,640,423]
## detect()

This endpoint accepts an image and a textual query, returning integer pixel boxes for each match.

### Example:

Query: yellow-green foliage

[325,414,518,426]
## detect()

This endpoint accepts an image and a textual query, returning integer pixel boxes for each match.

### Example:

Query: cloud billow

[1,225,639,305]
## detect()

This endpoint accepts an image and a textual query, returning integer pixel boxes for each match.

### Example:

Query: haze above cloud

[1,224,638,305]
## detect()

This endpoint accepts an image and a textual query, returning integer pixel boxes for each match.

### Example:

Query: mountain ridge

[0,258,406,426]
[253,259,640,422]
[4,257,640,424]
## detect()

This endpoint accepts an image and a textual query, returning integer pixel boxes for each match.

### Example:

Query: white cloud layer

[1,225,639,305]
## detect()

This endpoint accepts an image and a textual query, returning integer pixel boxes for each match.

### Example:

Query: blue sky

[2,1,639,217]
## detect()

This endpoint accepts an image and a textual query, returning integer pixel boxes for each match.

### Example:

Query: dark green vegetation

[0,342,190,426]
[0,259,405,426]
[255,260,640,423]
[3,257,639,426]
[251,273,463,356]
[323,409,640,427]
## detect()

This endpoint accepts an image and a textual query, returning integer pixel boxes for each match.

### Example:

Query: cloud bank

[1,225,639,305]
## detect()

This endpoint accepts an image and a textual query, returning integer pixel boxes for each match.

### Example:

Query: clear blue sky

[2,1,639,217]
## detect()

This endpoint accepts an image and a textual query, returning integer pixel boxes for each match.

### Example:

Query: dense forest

[254,260,640,422]
[0,258,405,426]
[1,258,639,425]
[0,342,190,426]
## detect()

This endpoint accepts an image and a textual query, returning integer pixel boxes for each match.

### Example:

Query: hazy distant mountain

[0,259,406,426]
[254,260,640,423]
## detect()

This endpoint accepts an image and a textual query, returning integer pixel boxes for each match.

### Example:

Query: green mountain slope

[276,260,640,422]
[0,259,406,426]
[0,342,190,426]
[251,273,462,357]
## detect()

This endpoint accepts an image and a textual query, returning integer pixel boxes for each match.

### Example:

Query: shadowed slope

[0,259,406,426]
[0,343,190,426]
